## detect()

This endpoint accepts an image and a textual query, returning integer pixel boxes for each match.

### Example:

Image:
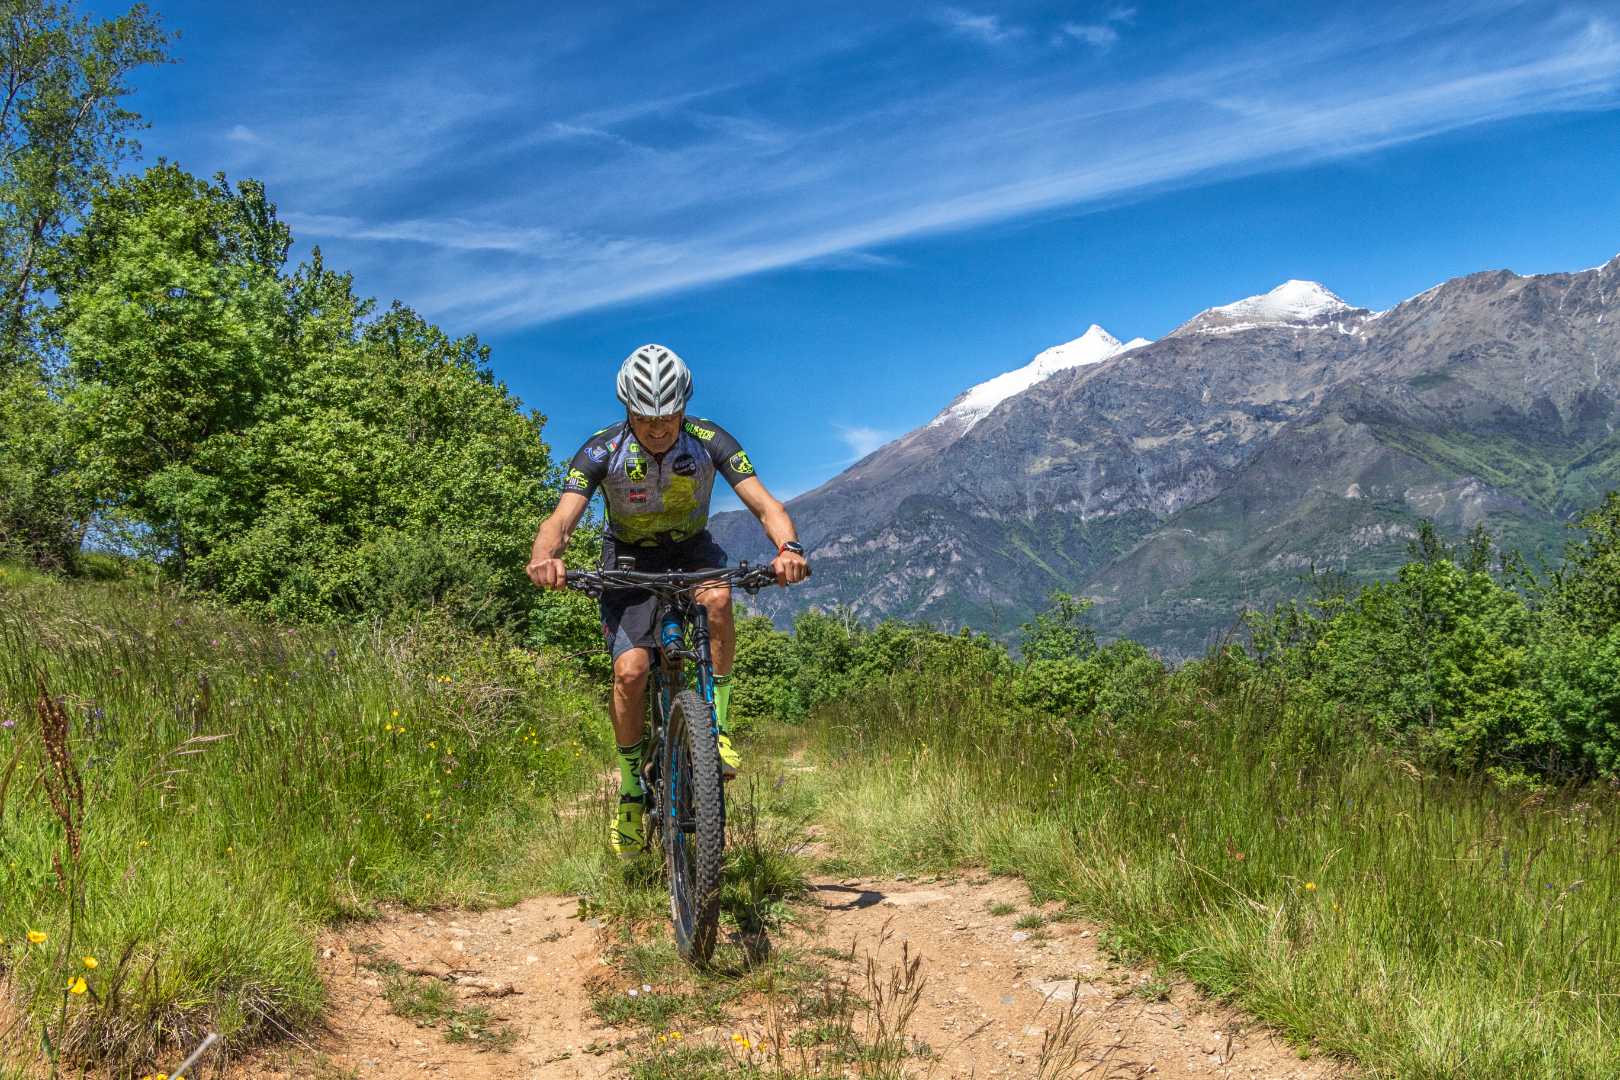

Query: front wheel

[664,688,725,966]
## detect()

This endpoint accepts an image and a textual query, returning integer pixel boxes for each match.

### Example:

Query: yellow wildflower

[27,929,46,944]
[391,709,400,717]
[1304,881,1317,892]
[66,976,87,994]
[82,956,98,969]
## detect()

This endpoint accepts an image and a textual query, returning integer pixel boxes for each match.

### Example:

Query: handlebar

[563,560,804,599]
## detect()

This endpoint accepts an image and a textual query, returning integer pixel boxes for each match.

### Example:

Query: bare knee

[700,584,733,624]
[613,649,651,693]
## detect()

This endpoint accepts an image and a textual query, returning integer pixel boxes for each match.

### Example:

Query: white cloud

[801,250,907,271]
[835,424,899,459]
[938,7,1023,46]
[1062,23,1120,48]
[1061,4,1135,50]
[224,124,262,144]
[204,7,1620,331]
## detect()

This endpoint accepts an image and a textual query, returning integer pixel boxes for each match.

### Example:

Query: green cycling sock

[713,672,733,734]
[616,739,644,797]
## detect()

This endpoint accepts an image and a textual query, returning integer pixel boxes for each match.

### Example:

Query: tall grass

[806,658,1620,1080]
[0,563,608,1072]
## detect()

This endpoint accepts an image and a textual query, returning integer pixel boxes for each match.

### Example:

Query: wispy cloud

[1062,23,1119,48]
[193,4,1620,331]
[938,7,1023,46]
[835,424,899,460]
[802,250,908,271]
[1060,5,1135,50]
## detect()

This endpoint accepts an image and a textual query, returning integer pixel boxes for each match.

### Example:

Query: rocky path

[228,871,1346,1079]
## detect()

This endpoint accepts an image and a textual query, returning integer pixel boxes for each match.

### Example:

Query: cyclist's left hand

[771,549,810,585]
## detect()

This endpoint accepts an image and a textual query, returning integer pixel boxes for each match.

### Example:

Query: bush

[0,370,86,570]
[1243,509,1620,783]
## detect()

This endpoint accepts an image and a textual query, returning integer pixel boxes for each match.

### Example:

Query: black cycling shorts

[599,531,730,661]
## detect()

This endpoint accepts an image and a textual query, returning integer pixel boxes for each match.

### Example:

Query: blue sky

[102,0,1620,507]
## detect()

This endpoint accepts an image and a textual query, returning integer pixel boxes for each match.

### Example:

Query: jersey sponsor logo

[584,444,608,463]
[683,421,716,441]
[565,467,592,489]
[728,449,755,476]
[627,490,649,504]
[672,453,697,477]
[626,456,647,481]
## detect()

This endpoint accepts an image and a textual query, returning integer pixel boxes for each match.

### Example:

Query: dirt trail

[228,870,1346,1079]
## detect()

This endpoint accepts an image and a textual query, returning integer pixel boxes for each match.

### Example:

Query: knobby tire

[665,688,725,966]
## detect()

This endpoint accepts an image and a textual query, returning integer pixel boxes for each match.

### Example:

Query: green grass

[0,564,609,1073]
[800,662,1620,1080]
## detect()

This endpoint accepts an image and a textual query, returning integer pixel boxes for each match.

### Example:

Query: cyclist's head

[616,344,692,419]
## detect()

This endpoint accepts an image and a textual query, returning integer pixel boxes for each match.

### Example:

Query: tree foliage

[0,364,83,566]
[1243,502,1620,784]
[0,0,168,561]
[0,0,170,367]
[54,163,558,628]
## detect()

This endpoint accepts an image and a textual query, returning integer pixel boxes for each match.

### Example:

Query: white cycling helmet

[616,344,693,417]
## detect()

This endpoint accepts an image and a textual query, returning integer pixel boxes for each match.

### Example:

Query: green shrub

[1242,508,1620,782]
[0,370,87,571]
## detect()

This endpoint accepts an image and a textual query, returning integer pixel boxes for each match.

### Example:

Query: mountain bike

[565,560,784,966]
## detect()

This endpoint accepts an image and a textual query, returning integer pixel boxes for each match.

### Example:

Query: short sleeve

[701,421,756,488]
[562,432,610,499]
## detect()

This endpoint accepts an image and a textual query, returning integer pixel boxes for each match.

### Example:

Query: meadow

[798,660,1620,1079]
[0,560,608,1074]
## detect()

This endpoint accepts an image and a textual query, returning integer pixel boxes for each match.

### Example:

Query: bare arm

[733,477,809,584]
[526,491,590,588]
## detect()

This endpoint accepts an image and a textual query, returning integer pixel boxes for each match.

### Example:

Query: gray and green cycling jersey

[563,418,756,546]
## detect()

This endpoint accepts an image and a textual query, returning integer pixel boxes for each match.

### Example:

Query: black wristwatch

[779,541,805,556]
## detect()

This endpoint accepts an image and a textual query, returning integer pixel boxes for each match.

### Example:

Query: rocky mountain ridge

[712,257,1620,655]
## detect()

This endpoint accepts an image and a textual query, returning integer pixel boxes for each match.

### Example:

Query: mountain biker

[526,344,810,855]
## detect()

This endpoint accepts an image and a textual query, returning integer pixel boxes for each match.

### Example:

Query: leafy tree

[55,164,292,573]
[1550,492,1620,636]
[1017,591,1097,660]
[0,365,83,566]
[0,0,170,368]
[0,1,169,565]
[57,163,560,629]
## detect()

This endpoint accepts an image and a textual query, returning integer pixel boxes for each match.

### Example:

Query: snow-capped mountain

[929,325,1151,432]
[1170,280,1363,337]
[710,257,1620,656]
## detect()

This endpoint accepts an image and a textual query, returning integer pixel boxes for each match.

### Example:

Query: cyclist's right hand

[526,557,568,590]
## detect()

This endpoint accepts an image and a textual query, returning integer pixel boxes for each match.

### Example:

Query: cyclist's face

[629,410,682,452]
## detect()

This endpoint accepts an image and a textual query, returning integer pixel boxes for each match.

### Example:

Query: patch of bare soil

[782,874,1346,1079]
[223,872,1347,1079]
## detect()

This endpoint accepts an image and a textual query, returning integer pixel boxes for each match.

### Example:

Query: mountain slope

[713,259,1620,654]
